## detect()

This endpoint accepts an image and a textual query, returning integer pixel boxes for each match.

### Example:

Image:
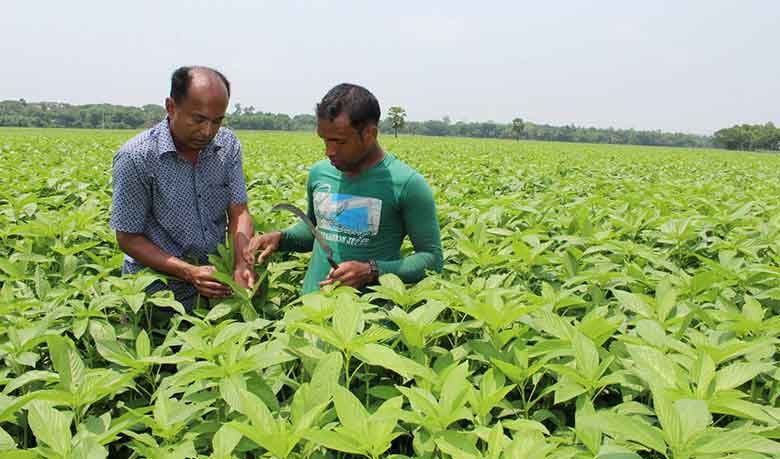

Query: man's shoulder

[307,159,337,179]
[115,121,164,161]
[214,126,240,150]
[384,153,422,182]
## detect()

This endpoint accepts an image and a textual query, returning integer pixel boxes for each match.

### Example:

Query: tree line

[1,99,776,151]
[0,100,165,129]
[379,115,713,148]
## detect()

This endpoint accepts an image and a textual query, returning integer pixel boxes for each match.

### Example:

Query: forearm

[229,205,254,270]
[116,232,194,282]
[376,250,443,283]
[280,221,314,252]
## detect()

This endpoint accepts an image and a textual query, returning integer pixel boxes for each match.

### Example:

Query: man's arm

[278,173,316,252]
[116,232,230,298]
[376,173,443,282]
[224,136,256,288]
[228,202,255,288]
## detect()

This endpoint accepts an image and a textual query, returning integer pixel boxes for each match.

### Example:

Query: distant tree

[511,118,525,140]
[388,106,406,138]
[232,103,243,116]
[714,123,780,151]
[244,105,255,115]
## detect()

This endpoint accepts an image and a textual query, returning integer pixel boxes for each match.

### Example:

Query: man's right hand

[185,265,232,299]
[244,231,283,265]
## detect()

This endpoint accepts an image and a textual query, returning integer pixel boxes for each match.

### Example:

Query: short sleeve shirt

[110,119,248,304]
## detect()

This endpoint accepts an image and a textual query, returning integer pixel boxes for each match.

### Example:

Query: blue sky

[2,1,778,134]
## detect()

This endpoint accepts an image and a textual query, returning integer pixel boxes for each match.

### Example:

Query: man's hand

[244,231,283,265]
[320,261,376,289]
[233,262,257,290]
[185,265,232,299]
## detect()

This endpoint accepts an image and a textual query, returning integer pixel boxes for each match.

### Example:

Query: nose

[325,142,337,158]
[201,121,218,138]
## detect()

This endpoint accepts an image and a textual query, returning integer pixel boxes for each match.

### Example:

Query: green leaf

[575,396,602,455]
[503,419,550,435]
[692,351,716,399]
[595,445,643,459]
[613,290,654,318]
[124,293,146,314]
[71,436,107,459]
[0,426,16,451]
[434,431,481,459]
[691,430,780,456]
[211,424,242,459]
[625,344,679,391]
[552,378,587,404]
[291,353,340,424]
[378,273,406,294]
[135,329,151,359]
[27,400,73,457]
[709,397,777,424]
[219,376,245,415]
[440,363,473,415]
[716,362,775,392]
[635,319,667,348]
[333,385,369,440]
[655,280,677,322]
[95,340,139,369]
[354,343,436,381]
[333,300,362,347]
[652,393,682,450]
[148,293,186,316]
[72,318,89,340]
[305,428,364,455]
[88,320,117,342]
[581,411,667,455]
[2,371,59,395]
[742,296,764,323]
[675,399,711,444]
[573,331,600,382]
[205,303,232,322]
[48,336,85,393]
[486,421,505,459]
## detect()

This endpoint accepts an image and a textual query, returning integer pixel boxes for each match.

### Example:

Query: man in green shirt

[245,83,443,294]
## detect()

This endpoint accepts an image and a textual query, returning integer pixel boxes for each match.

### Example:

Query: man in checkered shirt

[110,66,255,309]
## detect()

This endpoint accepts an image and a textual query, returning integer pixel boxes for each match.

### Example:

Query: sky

[2,1,778,135]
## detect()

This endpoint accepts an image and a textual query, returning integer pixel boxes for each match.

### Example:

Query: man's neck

[167,120,199,162]
[344,145,385,177]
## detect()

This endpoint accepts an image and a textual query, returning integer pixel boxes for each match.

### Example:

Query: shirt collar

[155,118,224,158]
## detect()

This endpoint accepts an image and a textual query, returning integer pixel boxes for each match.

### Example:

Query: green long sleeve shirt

[279,153,443,294]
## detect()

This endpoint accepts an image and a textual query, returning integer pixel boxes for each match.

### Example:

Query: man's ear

[165,97,175,118]
[362,124,379,144]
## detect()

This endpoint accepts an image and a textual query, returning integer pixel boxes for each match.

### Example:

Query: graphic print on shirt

[313,187,382,247]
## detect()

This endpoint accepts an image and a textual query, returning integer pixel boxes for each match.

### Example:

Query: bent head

[315,83,380,173]
[165,66,230,155]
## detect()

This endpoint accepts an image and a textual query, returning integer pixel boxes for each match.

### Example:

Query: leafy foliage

[1,128,780,458]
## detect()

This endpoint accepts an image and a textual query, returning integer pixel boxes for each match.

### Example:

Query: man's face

[166,83,228,154]
[317,113,376,173]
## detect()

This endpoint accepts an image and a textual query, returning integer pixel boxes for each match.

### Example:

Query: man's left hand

[320,261,375,289]
[234,262,257,290]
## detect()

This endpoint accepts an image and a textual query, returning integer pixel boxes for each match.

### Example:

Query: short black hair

[170,66,231,104]
[316,83,380,132]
